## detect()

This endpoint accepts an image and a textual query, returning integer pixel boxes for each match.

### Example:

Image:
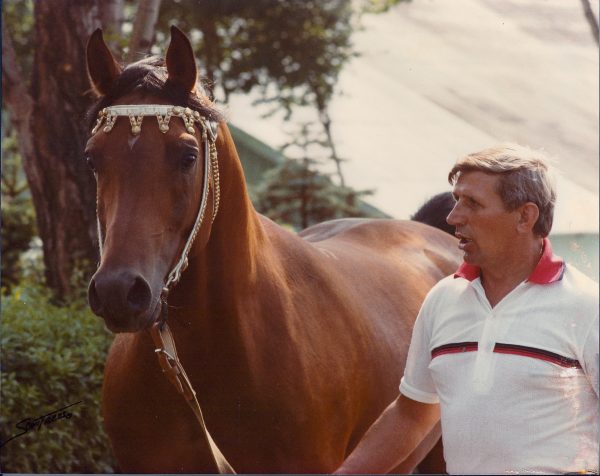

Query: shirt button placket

[473,308,496,393]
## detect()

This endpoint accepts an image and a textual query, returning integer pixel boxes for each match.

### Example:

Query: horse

[85,26,461,473]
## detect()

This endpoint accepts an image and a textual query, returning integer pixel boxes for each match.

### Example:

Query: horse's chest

[101,334,348,472]
[102,339,205,470]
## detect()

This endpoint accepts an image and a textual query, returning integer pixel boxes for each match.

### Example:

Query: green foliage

[0,283,116,473]
[254,157,375,230]
[254,122,380,230]
[1,125,37,290]
[3,0,35,83]
[159,0,356,116]
[360,0,412,14]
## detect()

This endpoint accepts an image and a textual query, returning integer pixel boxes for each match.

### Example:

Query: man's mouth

[455,232,473,250]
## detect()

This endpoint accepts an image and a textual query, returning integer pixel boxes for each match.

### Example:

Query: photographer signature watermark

[1,401,83,448]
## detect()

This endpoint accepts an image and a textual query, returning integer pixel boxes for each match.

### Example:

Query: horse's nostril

[127,277,152,314]
[88,279,104,316]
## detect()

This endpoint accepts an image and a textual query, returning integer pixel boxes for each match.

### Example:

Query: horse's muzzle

[88,269,155,332]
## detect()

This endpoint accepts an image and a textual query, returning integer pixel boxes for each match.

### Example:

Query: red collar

[454,237,565,284]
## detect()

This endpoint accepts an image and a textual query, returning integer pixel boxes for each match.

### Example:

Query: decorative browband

[91,105,210,136]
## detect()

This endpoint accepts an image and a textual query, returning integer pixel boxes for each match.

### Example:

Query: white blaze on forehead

[128,134,140,150]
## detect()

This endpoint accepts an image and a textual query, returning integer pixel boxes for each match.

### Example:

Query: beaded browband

[91,104,220,315]
[91,104,213,136]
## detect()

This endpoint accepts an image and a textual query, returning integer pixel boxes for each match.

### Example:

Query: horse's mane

[87,56,224,129]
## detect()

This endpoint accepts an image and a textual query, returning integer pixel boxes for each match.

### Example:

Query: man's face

[446,171,520,268]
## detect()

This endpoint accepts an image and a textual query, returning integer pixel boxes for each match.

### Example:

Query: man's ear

[86,29,122,96]
[516,202,540,234]
[165,26,198,93]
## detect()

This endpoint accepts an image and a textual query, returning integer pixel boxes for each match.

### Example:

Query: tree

[254,123,376,229]
[127,0,162,61]
[3,1,101,299]
[157,0,356,184]
[1,124,37,289]
[580,0,599,46]
[2,0,163,299]
[254,158,375,230]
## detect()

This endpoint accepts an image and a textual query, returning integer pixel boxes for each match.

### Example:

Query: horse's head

[85,27,222,332]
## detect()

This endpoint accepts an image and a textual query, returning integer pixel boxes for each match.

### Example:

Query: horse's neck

[167,124,271,344]
[204,123,267,291]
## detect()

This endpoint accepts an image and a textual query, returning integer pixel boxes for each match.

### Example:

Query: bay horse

[85,26,460,473]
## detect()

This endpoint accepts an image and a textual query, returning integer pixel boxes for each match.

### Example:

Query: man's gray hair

[448,144,556,237]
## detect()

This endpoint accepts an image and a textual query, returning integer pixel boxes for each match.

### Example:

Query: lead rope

[150,322,235,474]
[92,107,234,474]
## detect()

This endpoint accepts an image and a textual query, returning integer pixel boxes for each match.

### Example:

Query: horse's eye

[86,155,97,173]
[181,153,198,170]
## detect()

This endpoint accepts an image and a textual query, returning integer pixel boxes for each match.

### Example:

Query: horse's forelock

[86,56,223,131]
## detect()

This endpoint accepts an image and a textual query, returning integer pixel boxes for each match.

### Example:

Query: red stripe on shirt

[430,342,582,369]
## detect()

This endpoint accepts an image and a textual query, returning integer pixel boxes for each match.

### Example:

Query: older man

[334,144,599,474]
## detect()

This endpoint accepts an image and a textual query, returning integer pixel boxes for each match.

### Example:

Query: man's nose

[446,204,462,227]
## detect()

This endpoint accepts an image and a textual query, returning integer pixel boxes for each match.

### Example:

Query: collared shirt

[399,239,599,474]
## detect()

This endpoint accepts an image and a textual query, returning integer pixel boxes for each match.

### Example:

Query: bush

[0,283,117,473]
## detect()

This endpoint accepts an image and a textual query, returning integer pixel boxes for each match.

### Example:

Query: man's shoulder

[563,263,599,302]
[561,264,599,304]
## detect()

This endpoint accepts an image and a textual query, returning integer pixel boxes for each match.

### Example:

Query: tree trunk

[19,1,104,299]
[318,107,346,187]
[198,16,219,100]
[580,0,599,46]
[2,29,35,177]
[126,0,162,62]
[100,0,125,49]
[4,0,164,300]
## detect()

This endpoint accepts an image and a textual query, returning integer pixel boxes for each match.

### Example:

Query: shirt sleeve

[581,312,599,398]
[399,293,439,404]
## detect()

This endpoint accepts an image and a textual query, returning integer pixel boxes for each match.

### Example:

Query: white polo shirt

[400,238,599,474]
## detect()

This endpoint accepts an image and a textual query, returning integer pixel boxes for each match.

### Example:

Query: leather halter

[91,105,236,473]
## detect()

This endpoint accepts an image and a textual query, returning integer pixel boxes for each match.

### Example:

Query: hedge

[0,283,117,473]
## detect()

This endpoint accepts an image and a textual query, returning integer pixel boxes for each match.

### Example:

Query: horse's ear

[86,28,121,96]
[166,26,198,93]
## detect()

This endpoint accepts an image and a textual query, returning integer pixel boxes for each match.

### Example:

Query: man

[334,144,599,474]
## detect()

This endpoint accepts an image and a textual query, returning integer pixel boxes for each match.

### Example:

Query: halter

[90,104,236,473]
[92,104,220,317]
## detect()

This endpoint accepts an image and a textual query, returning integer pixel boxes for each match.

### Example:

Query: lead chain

[210,140,220,222]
